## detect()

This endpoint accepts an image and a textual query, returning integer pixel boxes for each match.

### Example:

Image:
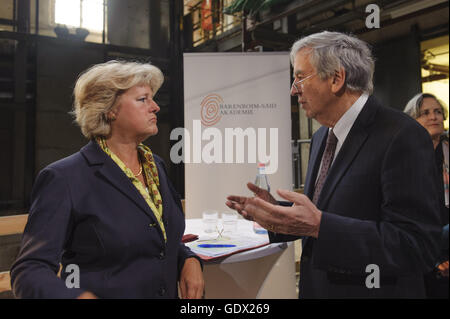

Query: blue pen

[197,244,236,248]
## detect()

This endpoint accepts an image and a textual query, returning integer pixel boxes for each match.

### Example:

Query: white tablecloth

[184,218,297,298]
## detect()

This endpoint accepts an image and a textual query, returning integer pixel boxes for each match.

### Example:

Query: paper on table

[186,235,270,260]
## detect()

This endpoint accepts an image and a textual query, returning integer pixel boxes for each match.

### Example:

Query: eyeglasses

[418,108,444,118]
[291,73,316,94]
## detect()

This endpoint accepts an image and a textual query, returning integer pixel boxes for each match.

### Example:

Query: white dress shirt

[315,93,369,185]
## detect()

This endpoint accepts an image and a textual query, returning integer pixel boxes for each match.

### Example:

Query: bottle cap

[257,163,266,168]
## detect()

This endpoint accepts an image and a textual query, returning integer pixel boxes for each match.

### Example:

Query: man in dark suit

[227,31,442,298]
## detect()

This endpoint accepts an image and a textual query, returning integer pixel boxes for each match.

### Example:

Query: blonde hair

[72,60,164,139]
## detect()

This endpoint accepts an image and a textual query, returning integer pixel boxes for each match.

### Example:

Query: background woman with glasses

[404,92,449,298]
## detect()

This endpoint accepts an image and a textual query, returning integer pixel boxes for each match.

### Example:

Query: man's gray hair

[290,31,375,94]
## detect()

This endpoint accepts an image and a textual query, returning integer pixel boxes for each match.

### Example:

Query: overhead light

[387,0,447,19]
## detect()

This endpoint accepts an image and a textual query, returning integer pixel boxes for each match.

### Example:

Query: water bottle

[253,163,270,234]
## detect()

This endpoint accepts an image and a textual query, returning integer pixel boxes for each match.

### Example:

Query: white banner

[181,52,292,218]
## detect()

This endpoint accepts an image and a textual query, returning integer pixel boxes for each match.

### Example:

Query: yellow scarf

[96,137,166,242]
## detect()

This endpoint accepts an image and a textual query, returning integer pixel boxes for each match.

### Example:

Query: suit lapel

[154,159,171,228]
[301,127,327,251]
[315,96,378,209]
[81,141,161,226]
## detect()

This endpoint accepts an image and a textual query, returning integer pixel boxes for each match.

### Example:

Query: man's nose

[291,82,300,96]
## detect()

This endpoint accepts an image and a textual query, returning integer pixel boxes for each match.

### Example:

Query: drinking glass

[221,211,238,235]
[202,210,218,233]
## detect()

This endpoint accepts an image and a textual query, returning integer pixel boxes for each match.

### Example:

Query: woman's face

[110,84,160,141]
[416,97,445,139]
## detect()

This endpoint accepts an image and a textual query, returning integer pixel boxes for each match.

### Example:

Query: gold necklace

[134,156,143,177]
[134,165,143,177]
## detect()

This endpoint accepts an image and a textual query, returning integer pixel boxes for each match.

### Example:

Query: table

[185,218,297,299]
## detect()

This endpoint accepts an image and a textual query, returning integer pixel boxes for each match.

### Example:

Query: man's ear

[331,67,346,94]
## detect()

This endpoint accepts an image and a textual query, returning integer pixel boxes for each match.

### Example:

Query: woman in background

[404,92,449,298]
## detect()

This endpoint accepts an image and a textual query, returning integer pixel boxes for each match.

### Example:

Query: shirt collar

[332,93,369,145]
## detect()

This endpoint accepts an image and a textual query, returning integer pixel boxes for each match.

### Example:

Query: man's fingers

[244,197,286,225]
[226,201,254,221]
[247,182,264,196]
[277,189,309,206]
[226,195,246,204]
[226,200,244,212]
[249,197,280,213]
[240,210,254,221]
[248,183,278,205]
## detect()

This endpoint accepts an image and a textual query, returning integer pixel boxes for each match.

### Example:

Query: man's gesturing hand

[226,182,277,220]
[243,189,322,238]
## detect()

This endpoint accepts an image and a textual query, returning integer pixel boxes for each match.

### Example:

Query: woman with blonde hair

[10,60,204,299]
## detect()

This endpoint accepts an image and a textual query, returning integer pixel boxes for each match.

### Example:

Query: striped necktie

[312,129,338,205]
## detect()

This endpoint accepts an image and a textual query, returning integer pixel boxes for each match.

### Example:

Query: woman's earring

[108,112,116,121]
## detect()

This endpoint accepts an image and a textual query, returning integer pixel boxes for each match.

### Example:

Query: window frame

[52,0,105,34]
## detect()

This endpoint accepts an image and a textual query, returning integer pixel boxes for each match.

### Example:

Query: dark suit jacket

[271,96,442,298]
[10,140,199,299]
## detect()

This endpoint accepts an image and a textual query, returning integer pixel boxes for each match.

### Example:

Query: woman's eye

[138,97,147,102]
